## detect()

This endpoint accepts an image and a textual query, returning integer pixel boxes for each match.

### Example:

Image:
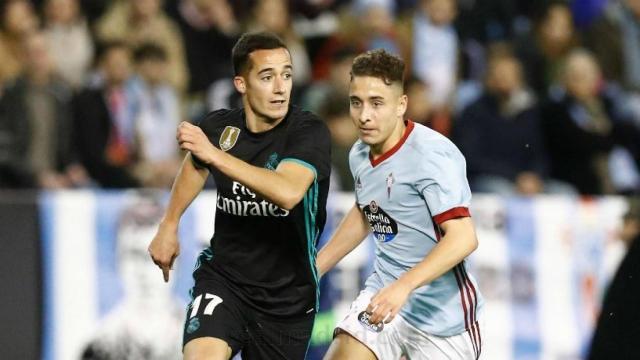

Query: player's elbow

[275,191,304,211]
[468,234,479,253]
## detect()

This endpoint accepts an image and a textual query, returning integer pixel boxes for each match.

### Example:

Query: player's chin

[260,110,285,123]
[359,134,378,145]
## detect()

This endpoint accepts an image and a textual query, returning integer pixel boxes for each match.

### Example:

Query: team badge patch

[219,126,241,151]
[370,200,378,213]
[386,173,394,199]
[358,311,384,333]
[186,317,200,334]
[265,152,279,170]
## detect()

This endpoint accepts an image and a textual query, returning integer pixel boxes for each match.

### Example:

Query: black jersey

[193,106,331,317]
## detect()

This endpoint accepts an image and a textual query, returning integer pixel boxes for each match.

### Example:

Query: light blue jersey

[350,121,483,337]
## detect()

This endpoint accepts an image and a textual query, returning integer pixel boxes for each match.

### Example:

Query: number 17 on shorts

[186,293,223,334]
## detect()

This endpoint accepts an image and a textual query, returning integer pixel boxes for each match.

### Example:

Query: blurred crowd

[1,0,640,195]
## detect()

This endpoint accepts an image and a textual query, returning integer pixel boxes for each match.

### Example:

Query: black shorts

[182,272,315,359]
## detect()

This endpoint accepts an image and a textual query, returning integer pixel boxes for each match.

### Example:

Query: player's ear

[234,76,246,94]
[397,94,408,117]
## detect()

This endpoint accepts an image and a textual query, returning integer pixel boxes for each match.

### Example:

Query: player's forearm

[317,204,370,276]
[399,217,478,290]
[160,154,209,229]
[209,149,310,210]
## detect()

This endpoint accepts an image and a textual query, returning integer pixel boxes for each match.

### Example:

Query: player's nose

[359,105,372,123]
[273,76,285,94]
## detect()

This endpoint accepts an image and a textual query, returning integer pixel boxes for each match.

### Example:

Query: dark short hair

[133,42,167,63]
[96,40,130,61]
[231,31,288,76]
[351,49,405,87]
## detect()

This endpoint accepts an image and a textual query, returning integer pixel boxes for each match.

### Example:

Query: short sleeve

[281,115,332,181]
[416,147,472,225]
[190,109,227,169]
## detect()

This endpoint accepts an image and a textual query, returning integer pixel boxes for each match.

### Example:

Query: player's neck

[371,119,407,158]
[243,106,285,133]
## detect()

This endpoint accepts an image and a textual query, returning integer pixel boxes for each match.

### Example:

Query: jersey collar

[369,120,415,167]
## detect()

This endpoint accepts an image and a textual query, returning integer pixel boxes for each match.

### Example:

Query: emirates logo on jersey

[363,201,398,243]
[217,181,289,217]
[219,126,241,151]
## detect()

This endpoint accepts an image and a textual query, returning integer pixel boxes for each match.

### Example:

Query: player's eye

[283,73,292,80]
[261,75,272,81]
[351,100,361,107]
[373,101,383,107]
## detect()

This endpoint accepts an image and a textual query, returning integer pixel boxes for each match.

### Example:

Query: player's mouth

[270,99,287,105]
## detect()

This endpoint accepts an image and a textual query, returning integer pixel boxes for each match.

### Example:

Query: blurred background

[1,0,640,359]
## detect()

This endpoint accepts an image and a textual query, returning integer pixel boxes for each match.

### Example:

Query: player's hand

[176,122,217,165]
[148,223,180,283]
[366,279,413,325]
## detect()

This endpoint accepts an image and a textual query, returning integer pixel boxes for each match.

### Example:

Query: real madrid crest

[219,126,241,151]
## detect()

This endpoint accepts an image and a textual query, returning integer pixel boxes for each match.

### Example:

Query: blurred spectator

[588,197,640,359]
[248,0,312,88]
[73,41,141,188]
[42,0,94,89]
[453,47,550,196]
[0,0,38,87]
[398,0,459,108]
[311,8,364,81]
[352,0,401,55]
[541,49,640,195]
[571,0,608,30]
[0,32,89,189]
[302,45,356,114]
[81,194,184,359]
[79,0,112,23]
[455,0,518,44]
[127,43,181,188]
[293,0,351,19]
[320,92,357,191]
[585,0,640,92]
[96,0,188,93]
[166,0,238,94]
[516,2,580,98]
[405,75,452,136]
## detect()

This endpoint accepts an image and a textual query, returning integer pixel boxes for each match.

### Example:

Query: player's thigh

[323,332,378,360]
[184,337,232,360]
[242,310,315,360]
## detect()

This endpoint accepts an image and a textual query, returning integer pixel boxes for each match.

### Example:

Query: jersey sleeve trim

[280,158,318,179]
[433,207,471,225]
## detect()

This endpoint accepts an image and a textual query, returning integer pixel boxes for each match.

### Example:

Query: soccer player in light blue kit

[317,49,483,359]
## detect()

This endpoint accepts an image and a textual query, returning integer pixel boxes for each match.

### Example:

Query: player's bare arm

[148,153,209,282]
[177,121,315,210]
[317,203,371,276]
[367,217,478,324]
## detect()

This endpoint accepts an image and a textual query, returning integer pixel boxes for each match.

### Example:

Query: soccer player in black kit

[148,32,331,360]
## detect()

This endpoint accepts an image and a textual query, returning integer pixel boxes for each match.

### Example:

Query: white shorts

[335,290,482,359]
